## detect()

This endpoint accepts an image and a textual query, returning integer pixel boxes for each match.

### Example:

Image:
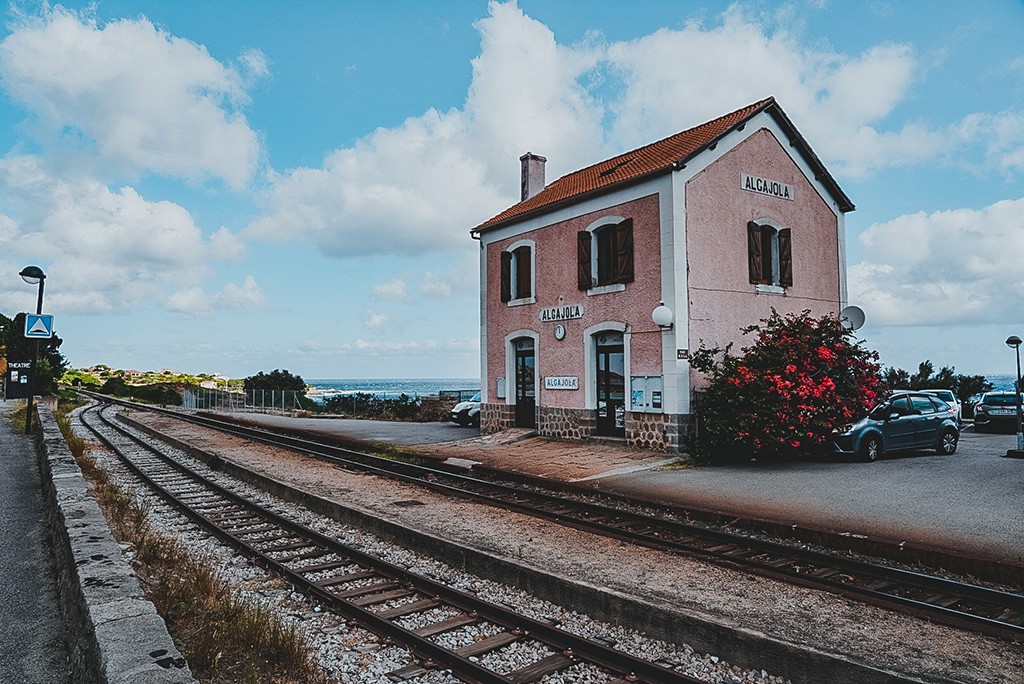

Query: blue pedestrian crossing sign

[24,314,55,339]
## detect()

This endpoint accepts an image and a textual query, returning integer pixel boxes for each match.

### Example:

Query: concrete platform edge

[120,412,930,684]
[36,404,197,684]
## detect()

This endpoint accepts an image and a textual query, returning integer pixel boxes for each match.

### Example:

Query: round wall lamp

[652,303,673,329]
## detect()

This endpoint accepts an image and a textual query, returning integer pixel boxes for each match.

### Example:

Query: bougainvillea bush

[689,309,884,463]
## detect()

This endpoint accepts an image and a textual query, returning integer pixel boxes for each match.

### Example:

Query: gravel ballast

[107,410,1024,683]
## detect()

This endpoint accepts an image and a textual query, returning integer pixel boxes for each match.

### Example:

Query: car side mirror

[888,412,900,421]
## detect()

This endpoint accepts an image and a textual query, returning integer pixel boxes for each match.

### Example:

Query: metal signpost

[19,266,48,434]
[1006,335,1023,455]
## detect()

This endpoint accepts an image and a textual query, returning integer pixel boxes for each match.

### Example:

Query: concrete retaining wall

[36,403,196,684]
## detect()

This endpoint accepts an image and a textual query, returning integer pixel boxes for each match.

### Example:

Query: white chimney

[520,152,546,201]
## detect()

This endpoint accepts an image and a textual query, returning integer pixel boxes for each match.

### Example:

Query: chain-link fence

[182,388,304,413]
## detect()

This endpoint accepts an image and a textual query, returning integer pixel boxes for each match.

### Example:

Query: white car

[923,389,961,424]
[450,393,481,427]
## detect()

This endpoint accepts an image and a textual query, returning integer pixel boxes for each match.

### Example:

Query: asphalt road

[0,402,71,682]
[603,426,1024,565]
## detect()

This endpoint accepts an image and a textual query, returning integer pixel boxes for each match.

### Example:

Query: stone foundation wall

[481,402,515,434]
[484,402,693,455]
[626,412,692,454]
[537,406,595,441]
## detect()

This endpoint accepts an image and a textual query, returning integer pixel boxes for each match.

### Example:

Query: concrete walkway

[0,400,71,683]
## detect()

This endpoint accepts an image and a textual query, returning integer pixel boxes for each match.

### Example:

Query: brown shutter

[516,247,532,299]
[577,231,592,290]
[500,250,512,302]
[778,228,793,287]
[747,221,763,284]
[616,218,634,283]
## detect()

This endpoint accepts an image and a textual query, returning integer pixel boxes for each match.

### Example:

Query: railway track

[80,402,710,683]
[86,394,1024,642]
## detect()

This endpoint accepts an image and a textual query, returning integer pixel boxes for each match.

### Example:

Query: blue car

[832,391,959,462]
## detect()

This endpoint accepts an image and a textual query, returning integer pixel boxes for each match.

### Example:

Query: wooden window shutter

[577,231,592,290]
[778,228,793,287]
[747,221,764,284]
[500,250,512,302]
[616,219,634,283]
[515,246,532,299]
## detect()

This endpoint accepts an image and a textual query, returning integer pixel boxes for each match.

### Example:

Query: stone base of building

[481,403,693,455]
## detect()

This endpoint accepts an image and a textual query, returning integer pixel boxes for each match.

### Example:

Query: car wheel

[937,429,958,455]
[860,435,882,462]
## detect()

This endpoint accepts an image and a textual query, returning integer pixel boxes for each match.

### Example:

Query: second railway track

[90,395,1024,643]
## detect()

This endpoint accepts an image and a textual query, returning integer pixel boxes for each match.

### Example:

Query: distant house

[471,97,854,453]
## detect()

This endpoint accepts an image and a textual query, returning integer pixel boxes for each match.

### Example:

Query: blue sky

[0,1,1021,380]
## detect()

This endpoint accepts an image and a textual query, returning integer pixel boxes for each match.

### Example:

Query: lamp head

[19,265,45,285]
[1007,335,1022,349]
[652,303,674,329]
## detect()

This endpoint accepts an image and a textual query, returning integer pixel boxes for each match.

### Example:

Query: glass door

[514,339,536,428]
[595,334,625,437]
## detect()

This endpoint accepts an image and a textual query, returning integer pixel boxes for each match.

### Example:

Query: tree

[243,369,313,410]
[1,312,69,394]
[881,360,992,407]
[689,310,883,462]
[243,369,307,392]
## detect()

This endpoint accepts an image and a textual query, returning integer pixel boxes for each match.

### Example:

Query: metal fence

[182,388,304,413]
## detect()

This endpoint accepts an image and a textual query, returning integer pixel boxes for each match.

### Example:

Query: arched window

[747,221,792,287]
[500,241,535,303]
[577,219,634,290]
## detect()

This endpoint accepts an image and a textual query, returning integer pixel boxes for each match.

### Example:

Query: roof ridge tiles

[471,95,850,235]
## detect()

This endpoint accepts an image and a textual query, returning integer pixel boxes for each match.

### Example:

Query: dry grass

[54,408,330,684]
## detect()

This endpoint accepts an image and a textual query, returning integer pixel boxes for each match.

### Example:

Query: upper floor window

[577,218,634,290]
[500,241,535,303]
[747,221,792,288]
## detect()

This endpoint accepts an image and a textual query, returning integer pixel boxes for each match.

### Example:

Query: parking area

[603,425,1024,565]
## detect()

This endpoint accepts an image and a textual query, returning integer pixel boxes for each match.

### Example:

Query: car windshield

[929,390,955,402]
[984,394,1017,406]
[471,393,481,402]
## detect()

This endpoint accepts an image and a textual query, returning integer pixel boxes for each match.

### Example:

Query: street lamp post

[19,266,46,435]
[1006,335,1023,452]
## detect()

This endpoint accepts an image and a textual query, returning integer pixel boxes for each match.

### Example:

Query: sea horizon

[305,377,480,401]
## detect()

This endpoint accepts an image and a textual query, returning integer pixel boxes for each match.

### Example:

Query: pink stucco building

[471,97,854,453]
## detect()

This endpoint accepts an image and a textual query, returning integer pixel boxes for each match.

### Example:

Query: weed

[54,406,329,683]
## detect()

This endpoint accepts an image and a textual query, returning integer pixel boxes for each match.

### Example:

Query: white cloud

[420,272,453,299]
[365,310,388,330]
[166,276,266,316]
[0,156,245,314]
[849,197,1024,326]
[373,279,407,301]
[244,1,1001,259]
[0,7,262,188]
[244,0,605,256]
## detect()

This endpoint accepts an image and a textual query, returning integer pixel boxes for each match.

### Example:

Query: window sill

[755,284,786,295]
[586,283,626,296]
[507,296,536,307]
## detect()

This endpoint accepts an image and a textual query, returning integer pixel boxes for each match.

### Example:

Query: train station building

[471,97,854,453]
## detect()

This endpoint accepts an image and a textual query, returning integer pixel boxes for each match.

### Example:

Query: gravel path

[115,409,1024,684]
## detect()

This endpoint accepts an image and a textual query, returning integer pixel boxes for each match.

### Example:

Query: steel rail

[84,394,1024,641]
[80,402,705,684]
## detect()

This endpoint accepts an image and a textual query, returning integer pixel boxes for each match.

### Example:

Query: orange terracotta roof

[472,96,853,235]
